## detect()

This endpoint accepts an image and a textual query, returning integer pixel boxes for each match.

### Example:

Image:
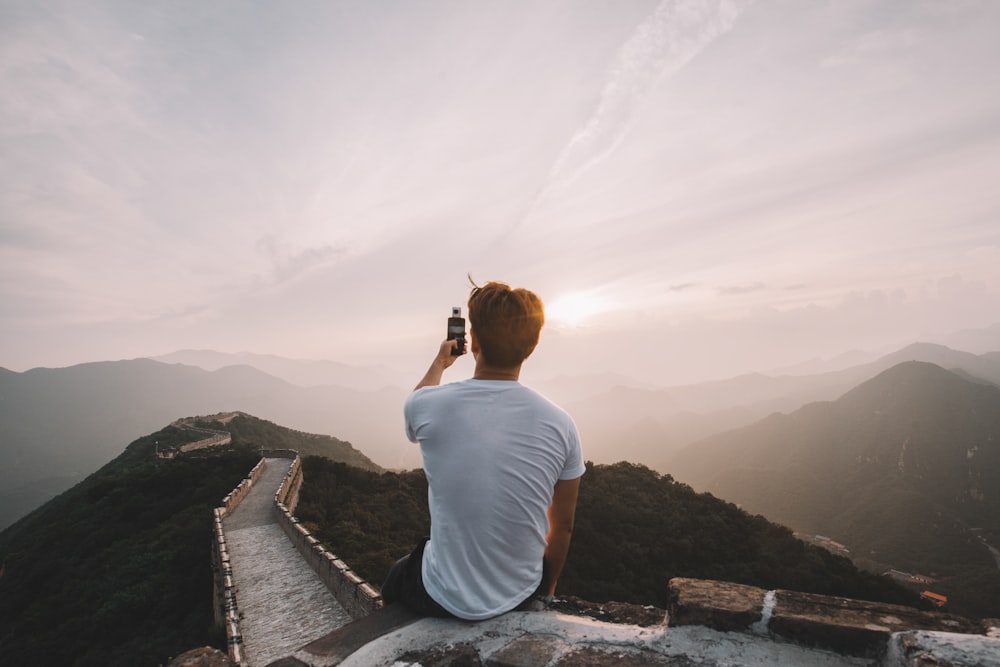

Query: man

[382,281,584,620]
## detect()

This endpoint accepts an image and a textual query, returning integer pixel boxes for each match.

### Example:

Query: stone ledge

[888,630,1000,667]
[667,578,990,660]
[249,578,999,667]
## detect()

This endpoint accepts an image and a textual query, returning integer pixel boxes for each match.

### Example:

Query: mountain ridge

[667,360,1000,618]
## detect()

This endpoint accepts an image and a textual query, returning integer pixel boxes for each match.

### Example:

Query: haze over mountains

[667,361,1000,618]
[671,362,1000,561]
[2,332,999,533]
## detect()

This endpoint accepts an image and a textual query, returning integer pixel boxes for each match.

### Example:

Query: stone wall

[666,577,1000,663]
[210,449,382,666]
[211,507,243,666]
[172,418,235,454]
[272,454,383,620]
[212,457,269,665]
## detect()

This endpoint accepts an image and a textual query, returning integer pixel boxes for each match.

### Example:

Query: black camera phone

[447,306,465,356]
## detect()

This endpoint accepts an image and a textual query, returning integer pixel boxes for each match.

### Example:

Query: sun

[546,291,607,327]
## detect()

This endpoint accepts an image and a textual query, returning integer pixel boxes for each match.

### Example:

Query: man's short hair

[468,281,545,368]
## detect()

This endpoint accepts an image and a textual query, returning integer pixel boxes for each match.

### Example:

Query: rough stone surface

[325,611,873,667]
[552,595,666,627]
[166,646,236,667]
[486,635,566,666]
[667,577,767,631]
[397,643,484,666]
[223,458,352,667]
[299,603,420,663]
[555,646,699,666]
[666,578,990,661]
[887,630,1000,667]
[770,588,984,658]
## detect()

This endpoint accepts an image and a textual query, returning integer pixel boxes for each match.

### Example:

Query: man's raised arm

[414,339,463,391]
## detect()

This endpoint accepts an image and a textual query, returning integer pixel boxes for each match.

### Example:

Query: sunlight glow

[546,291,608,327]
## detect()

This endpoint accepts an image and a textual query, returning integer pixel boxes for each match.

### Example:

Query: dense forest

[0,426,260,666]
[0,413,386,666]
[295,457,921,611]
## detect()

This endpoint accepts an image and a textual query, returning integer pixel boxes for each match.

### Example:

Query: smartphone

[447,307,465,356]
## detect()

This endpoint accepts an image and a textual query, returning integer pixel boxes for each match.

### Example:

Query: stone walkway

[223,458,353,667]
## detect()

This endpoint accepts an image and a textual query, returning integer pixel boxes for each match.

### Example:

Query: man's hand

[414,339,466,390]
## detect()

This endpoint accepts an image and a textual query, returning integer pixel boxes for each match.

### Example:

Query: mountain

[0,414,380,666]
[201,412,382,472]
[667,361,1000,618]
[936,321,1000,355]
[151,349,402,390]
[564,343,1000,471]
[0,359,408,529]
[6,342,999,529]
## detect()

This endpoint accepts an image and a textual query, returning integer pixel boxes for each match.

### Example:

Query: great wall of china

[175,415,999,667]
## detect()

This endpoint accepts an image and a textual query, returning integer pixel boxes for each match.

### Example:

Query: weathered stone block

[667,577,766,632]
[556,646,692,666]
[887,630,1000,667]
[770,589,982,658]
[398,642,483,666]
[486,636,565,667]
[166,646,235,667]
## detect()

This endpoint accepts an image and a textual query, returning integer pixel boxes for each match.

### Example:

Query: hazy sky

[2,0,1000,385]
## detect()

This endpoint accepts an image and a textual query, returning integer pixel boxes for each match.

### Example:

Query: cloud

[255,237,349,286]
[515,0,754,228]
[717,282,767,296]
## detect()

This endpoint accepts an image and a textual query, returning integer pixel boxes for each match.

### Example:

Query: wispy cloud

[516,0,754,229]
[717,282,767,296]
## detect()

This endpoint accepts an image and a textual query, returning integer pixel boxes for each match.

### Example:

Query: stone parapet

[272,455,383,621]
[667,578,997,663]
[212,457,269,665]
[218,458,266,518]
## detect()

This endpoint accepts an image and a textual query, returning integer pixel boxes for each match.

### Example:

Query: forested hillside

[0,414,379,666]
[669,361,1000,618]
[295,457,920,613]
[195,412,383,472]
[0,426,260,666]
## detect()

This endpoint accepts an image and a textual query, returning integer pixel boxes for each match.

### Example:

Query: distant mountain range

[3,340,999,530]
[152,349,402,390]
[0,360,408,529]
[667,361,1000,618]
[567,343,1000,471]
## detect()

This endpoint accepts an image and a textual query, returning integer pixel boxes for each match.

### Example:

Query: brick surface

[486,635,566,667]
[223,459,352,667]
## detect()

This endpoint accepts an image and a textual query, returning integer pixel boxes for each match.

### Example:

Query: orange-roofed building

[920,591,947,607]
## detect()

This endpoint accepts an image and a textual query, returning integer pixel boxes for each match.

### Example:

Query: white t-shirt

[404,378,585,620]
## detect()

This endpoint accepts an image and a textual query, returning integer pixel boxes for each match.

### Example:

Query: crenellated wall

[272,452,383,619]
[211,457,268,665]
[211,449,382,665]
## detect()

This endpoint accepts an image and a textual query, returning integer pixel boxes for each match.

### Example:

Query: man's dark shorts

[382,539,548,618]
[380,538,454,617]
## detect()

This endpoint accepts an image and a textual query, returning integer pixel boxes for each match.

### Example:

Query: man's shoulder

[408,379,470,403]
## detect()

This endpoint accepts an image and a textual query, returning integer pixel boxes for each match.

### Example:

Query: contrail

[513,0,754,232]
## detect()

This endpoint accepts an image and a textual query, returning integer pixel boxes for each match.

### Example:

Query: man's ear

[469,328,480,356]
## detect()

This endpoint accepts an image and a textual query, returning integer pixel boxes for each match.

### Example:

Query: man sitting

[382,281,584,620]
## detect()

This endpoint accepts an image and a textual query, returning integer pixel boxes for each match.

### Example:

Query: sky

[2,0,1000,386]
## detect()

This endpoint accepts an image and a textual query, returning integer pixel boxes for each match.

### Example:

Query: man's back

[405,378,584,620]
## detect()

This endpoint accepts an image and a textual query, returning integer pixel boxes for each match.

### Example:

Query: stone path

[223,458,353,667]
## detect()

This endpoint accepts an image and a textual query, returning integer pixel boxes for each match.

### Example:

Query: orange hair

[467,281,545,367]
